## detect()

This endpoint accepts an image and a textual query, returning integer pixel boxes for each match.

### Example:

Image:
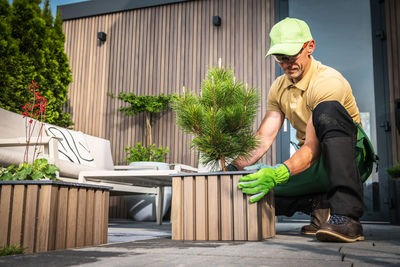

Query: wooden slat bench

[0,180,110,253]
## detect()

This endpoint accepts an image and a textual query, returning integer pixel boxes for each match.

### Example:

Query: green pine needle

[173,66,260,170]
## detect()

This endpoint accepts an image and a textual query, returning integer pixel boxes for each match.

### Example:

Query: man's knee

[312,101,356,140]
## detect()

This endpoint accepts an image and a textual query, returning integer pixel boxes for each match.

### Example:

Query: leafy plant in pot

[172,62,260,171]
[108,92,173,168]
[125,142,169,170]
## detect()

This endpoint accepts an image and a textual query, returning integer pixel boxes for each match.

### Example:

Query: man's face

[274,41,314,83]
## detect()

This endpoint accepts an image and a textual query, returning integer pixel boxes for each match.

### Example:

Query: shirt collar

[283,56,316,91]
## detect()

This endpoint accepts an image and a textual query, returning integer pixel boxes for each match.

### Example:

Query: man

[228,17,376,243]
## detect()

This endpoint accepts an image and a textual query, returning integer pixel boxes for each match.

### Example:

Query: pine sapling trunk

[220,156,226,172]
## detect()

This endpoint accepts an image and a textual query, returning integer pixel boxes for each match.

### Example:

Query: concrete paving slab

[108,220,172,243]
[0,221,399,267]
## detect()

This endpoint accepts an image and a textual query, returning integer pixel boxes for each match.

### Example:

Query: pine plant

[173,65,260,171]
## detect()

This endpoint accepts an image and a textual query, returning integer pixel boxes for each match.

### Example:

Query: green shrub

[387,163,400,178]
[0,158,59,180]
[0,245,25,257]
[125,142,168,163]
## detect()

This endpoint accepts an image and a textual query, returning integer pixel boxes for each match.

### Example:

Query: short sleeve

[308,76,348,110]
[267,80,283,112]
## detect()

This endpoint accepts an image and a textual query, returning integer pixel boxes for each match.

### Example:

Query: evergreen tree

[173,65,260,171]
[39,0,72,127]
[0,0,23,111]
[0,0,72,127]
[48,9,73,126]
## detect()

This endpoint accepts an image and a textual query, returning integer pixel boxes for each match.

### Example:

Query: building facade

[61,0,276,167]
[60,0,400,222]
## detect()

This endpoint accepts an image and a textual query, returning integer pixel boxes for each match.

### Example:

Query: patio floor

[1,219,399,266]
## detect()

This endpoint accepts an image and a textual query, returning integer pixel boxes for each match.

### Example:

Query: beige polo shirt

[267,57,361,146]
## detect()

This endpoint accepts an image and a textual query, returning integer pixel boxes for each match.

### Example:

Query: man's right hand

[244,163,271,171]
[238,164,290,202]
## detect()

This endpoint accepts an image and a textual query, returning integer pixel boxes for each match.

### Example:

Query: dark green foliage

[387,163,400,178]
[0,158,60,181]
[0,245,25,256]
[125,142,168,163]
[0,0,23,109]
[109,92,172,116]
[109,92,174,146]
[173,66,260,171]
[0,0,72,127]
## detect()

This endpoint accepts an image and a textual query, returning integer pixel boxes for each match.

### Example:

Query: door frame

[370,0,394,222]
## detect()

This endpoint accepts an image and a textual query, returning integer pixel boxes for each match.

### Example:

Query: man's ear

[307,39,316,55]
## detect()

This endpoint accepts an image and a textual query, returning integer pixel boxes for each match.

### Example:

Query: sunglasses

[273,42,309,63]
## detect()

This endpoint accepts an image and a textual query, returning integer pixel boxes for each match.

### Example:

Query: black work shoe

[301,208,330,235]
[316,215,364,242]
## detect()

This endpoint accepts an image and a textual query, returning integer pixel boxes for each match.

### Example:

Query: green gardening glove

[238,164,290,203]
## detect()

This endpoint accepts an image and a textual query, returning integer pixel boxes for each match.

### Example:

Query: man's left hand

[238,164,290,202]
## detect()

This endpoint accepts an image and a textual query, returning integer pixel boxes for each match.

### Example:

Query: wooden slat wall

[62,0,276,166]
[386,0,400,164]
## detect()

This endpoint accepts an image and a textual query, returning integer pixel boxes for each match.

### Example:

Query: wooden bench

[0,181,110,253]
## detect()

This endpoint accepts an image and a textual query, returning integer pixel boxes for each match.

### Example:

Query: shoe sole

[301,230,317,236]
[301,214,330,236]
[316,229,364,243]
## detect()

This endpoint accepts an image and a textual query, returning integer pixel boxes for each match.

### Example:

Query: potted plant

[109,92,173,168]
[121,141,171,222]
[170,61,275,241]
[0,81,110,253]
[125,141,169,170]
[172,62,259,171]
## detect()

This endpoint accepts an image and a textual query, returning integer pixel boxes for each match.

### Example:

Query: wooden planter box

[171,172,275,241]
[0,180,111,253]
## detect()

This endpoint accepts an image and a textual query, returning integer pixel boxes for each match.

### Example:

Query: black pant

[276,101,364,219]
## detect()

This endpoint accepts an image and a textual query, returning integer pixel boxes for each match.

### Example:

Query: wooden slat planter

[0,181,111,253]
[171,172,275,241]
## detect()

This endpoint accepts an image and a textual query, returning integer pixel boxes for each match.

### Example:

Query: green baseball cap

[266,17,313,57]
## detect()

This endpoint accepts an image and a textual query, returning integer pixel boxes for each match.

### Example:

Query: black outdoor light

[97,31,107,42]
[213,16,221,26]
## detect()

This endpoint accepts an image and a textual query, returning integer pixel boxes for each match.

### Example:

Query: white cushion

[45,125,96,167]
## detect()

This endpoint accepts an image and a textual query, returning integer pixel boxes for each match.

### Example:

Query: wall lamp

[213,16,221,27]
[97,32,107,42]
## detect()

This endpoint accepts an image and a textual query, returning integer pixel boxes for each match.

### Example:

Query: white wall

[288,0,377,183]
